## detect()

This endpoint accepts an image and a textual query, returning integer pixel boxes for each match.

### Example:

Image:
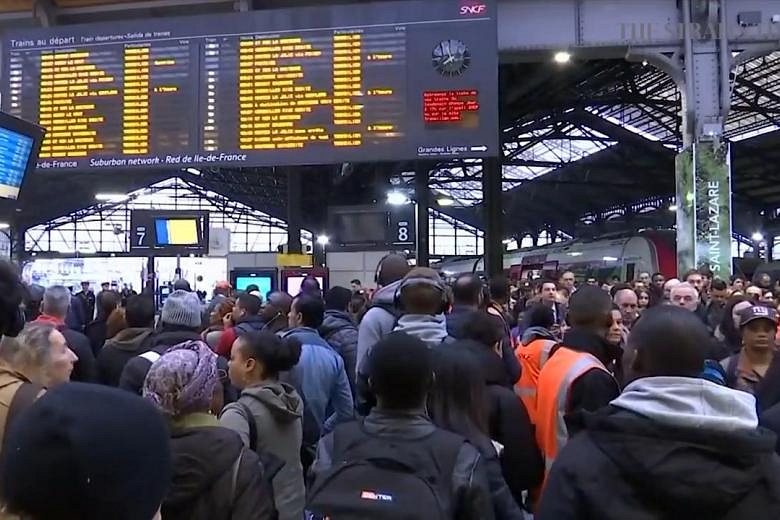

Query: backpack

[228,401,286,481]
[306,420,464,520]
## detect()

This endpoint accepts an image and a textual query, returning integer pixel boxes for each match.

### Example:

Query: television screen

[130,210,209,254]
[154,218,200,246]
[235,275,272,297]
[0,112,44,200]
[286,276,324,296]
[334,212,387,243]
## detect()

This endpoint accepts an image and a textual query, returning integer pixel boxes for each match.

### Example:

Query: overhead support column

[415,163,430,267]
[674,0,733,280]
[286,168,302,254]
[483,157,503,278]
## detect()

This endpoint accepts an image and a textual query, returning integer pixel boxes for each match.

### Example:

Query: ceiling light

[568,252,583,257]
[317,235,330,245]
[554,51,571,64]
[668,204,678,211]
[0,223,10,230]
[752,231,765,242]
[502,239,513,244]
[436,197,455,207]
[95,193,128,202]
[602,256,618,262]
[386,190,409,206]
[185,167,201,176]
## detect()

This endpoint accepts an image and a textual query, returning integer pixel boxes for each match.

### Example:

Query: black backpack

[306,421,464,520]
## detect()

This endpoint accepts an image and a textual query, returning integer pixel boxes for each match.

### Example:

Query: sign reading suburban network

[2,0,498,171]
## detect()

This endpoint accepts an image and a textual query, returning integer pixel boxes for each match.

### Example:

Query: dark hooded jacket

[163,419,274,520]
[96,327,154,386]
[311,408,496,520]
[319,310,358,398]
[449,340,544,504]
[538,376,780,520]
[760,402,780,455]
[447,305,521,383]
[119,327,203,395]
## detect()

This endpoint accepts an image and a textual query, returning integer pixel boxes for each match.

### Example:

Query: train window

[626,263,636,282]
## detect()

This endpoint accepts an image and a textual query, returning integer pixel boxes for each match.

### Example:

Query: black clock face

[432,39,471,77]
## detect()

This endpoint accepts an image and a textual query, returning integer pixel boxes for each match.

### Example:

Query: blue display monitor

[231,269,277,299]
[0,112,44,200]
[235,275,273,296]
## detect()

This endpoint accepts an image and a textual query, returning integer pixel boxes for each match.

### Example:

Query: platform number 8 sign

[397,221,410,243]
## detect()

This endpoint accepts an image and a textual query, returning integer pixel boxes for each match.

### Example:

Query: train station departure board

[2,0,498,172]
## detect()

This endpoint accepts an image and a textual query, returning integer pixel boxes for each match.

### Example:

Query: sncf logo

[460,2,487,15]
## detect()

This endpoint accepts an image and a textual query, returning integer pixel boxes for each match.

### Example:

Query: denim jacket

[282,327,354,433]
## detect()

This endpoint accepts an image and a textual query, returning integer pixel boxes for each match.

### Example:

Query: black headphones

[394,277,449,314]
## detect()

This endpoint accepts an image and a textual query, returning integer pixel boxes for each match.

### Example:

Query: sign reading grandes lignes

[2,0,498,171]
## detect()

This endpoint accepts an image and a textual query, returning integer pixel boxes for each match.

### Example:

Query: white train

[434,232,677,282]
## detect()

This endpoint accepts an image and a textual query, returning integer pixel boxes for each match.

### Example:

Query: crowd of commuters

[0,259,780,519]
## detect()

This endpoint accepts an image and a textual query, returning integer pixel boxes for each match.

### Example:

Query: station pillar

[483,157,503,278]
[286,168,302,255]
[674,0,733,280]
[415,163,430,267]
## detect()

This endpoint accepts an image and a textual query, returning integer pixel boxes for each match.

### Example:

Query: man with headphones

[391,268,451,347]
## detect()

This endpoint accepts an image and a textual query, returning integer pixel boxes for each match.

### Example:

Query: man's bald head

[614,287,639,325]
[452,273,483,307]
[629,305,708,379]
[376,254,411,287]
[261,291,293,321]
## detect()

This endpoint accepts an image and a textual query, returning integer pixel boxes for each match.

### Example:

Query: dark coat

[538,406,780,520]
[449,340,544,503]
[96,327,154,387]
[319,310,358,398]
[447,306,521,383]
[760,403,780,455]
[757,355,780,412]
[118,328,202,395]
[311,409,495,520]
[84,318,107,357]
[163,423,274,520]
[62,328,98,384]
[557,328,621,418]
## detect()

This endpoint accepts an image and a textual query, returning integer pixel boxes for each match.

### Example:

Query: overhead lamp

[602,256,618,262]
[668,204,678,211]
[568,251,583,257]
[185,167,202,176]
[553,51,571,64]
[95,193,128,202]
[386,190,409,206]
[0,223,9,230]
[752,231,765,242]
[436,197,455,207]
[316,234,330,245]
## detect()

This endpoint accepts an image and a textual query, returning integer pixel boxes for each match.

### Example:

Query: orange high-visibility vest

[514,338,557,423]
[535,347,609,485]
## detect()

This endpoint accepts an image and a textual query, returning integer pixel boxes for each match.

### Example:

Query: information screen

[235,276,273,295]
[130,210,209,255]
[2,0,498,172]
[0,112,45,199]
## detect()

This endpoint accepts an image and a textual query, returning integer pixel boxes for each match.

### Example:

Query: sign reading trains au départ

[2,0,498,172]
